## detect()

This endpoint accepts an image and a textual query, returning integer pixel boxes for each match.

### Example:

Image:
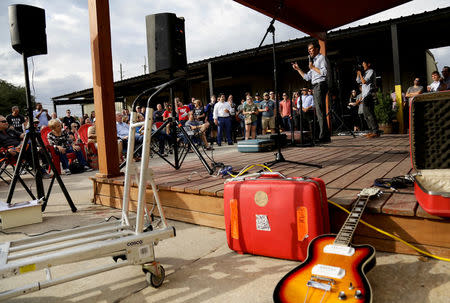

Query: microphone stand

[255,19,321,169]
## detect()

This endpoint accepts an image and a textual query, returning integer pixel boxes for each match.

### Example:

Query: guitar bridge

[306,275,336,291]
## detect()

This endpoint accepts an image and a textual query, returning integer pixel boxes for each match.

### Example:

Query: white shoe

[64,168,71,175]
[84,166,93,172]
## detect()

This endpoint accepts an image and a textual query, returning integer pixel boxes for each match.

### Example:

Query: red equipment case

[410,91,450,217]
[223,172,330,261]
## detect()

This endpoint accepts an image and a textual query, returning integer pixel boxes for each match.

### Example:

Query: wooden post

[318,38,331,131]
[88,0,120,178]
[391,24,404,134]
[208,61,214,98]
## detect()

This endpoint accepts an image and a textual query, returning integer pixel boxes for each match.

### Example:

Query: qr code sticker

[139,245,151,259]
[256,214,271,231]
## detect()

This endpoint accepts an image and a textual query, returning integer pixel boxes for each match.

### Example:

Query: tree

[0,79,35,116]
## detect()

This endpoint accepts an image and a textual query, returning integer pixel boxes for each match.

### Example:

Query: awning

[233,0,411,39]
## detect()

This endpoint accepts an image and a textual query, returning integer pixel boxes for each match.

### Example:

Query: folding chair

[40,126,77,175]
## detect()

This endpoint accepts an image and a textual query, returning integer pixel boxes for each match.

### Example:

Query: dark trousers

[57,146,88,169]
[313,82,330,140]
[217,117,232,145]
[362,94,378,133]
[282,116,291,131]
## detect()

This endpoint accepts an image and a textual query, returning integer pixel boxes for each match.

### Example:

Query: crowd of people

[0,104,95,176]
[0,40,448,176]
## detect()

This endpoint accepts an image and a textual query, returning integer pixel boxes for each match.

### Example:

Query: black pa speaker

[8,4,47,57]
[146,13,187,73]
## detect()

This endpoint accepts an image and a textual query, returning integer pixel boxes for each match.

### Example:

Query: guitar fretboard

[334,195,371,246]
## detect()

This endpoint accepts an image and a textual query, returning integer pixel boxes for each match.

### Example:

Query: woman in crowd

[242,95,259,140]
[47,119,92,175]
[227,95,238,143]
[192,99,205,122]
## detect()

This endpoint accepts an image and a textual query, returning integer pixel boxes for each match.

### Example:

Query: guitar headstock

[358,187,381,198]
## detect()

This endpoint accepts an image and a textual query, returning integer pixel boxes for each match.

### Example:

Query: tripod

[327,107,356,137]
[6,52,76,212]
[255,19,321,169]
[119,77,215,175]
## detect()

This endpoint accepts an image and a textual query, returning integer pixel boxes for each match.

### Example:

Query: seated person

[185,112,213,150]
[116,112,143,160]
[47,119,92,175]
[0,115,25,157]
[87,123,123,162]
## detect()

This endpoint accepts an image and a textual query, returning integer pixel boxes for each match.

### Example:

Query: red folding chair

[40,126,76,175]
[77,123,98,169]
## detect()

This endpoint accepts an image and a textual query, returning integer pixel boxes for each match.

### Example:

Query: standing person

[213,93,233,146]
[242,95,259,140]
[90,111,96,122]
[279,92,292,131]
[260,92,276,135]
[254,92,263,135]
[355,59,379,138]
[300,88,315,131]
[176,98,190,126]
[237,98,246,137]
[6,106,26,133]
[347,89,360,131]
[292,42,331,143]
[427,71,446,92]
[62,109,77,130]
[227,95,238,143]
[33,102,51,128]
[441,66,449,90]
[192,99,205,122]
[205,95,217,142]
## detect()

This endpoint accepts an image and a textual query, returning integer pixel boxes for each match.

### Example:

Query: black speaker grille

[411,92,450,170]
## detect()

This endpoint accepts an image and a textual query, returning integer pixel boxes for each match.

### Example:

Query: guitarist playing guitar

[274,188,381,303]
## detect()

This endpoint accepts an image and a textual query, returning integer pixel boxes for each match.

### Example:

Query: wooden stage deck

[92,134,450,258]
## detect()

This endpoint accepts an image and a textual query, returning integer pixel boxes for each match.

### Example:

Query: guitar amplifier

[223,172,330,260]
[410,91,450,217]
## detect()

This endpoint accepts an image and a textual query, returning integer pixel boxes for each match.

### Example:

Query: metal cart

[0,79,180,301]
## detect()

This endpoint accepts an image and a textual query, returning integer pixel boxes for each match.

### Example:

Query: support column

[208,61,214,97]
[88,0,120,177]
[319,38,331,131]
[391,24,404,133]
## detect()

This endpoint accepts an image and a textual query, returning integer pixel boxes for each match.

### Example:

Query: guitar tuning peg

[377,191,383,197]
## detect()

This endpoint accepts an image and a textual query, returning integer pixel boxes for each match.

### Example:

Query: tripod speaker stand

[255,19,321,169]
[6,4,76,212]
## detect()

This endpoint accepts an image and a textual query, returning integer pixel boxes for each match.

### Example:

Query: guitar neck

[334,194,371,246]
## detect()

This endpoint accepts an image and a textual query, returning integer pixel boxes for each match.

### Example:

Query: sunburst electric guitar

[273,187,381,303]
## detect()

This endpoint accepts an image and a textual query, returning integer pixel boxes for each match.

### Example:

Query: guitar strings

[328,199,450,262]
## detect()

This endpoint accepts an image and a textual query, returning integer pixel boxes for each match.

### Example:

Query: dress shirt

[301,95,314,109]
[213,101,232,120]
[116,122,129,139]
[302,53,328,85]
[429,81,441,92]
[356,69,376,99]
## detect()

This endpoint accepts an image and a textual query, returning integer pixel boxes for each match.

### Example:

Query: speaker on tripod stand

[5,4,76,213]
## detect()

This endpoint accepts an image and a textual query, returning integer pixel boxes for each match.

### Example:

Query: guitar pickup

[312,264,346,279]
[323,244,355,256]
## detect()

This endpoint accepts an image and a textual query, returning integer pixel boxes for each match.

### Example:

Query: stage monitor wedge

[146,13,187,74]
[9,4,47,57]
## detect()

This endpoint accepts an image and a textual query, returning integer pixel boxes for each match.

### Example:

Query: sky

[0,0,449,116]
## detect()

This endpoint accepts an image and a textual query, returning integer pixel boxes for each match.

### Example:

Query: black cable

[374,176,414,190]
[0,216,121,237]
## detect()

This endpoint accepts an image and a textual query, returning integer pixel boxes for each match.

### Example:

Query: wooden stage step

[92,135,450,258]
